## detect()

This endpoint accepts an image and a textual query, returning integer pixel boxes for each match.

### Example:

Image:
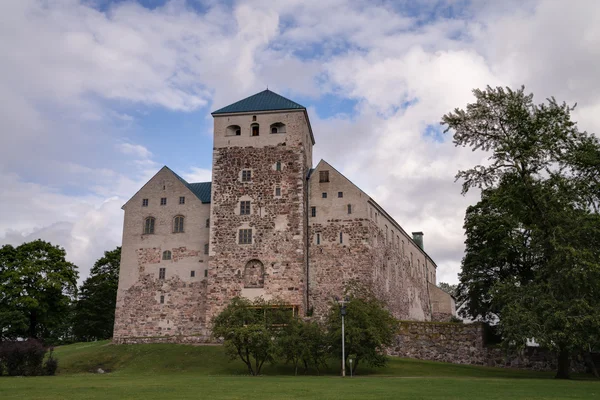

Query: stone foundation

[388,321,586,372]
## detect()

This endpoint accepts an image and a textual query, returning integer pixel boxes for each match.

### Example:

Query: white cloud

[182,167,212,183]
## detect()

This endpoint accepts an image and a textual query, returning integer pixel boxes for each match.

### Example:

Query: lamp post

[335,296,349,377]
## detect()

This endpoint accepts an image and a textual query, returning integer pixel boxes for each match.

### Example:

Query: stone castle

[113,90,455,343]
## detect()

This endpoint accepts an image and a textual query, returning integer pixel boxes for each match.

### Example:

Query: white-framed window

[142,198,148,207]
[179,196,185,205]
[159,267,166,280]
[160,197,167,206]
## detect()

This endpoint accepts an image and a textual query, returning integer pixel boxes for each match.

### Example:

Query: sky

[1,0,600,285]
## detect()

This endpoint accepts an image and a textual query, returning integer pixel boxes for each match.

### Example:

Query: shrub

[0,339,56,376]
[43,348,58,376]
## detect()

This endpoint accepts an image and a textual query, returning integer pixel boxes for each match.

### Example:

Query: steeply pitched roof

[212,89,305,115]
[169,168,212,204]
[188,182,212,203]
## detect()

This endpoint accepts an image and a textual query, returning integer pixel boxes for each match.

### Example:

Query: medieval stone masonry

[113,90,455,344]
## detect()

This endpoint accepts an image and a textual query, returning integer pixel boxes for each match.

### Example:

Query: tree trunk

[28,310,37,338]
[555,349,571,379]
[584,352,599,379]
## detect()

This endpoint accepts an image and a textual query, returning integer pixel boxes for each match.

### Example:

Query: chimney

[412,232,424,250]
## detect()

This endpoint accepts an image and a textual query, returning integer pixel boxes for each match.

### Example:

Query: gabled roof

[310,159,438,268]
[169,168,211,204]
[211,89,305,115]
[188,182,212,203]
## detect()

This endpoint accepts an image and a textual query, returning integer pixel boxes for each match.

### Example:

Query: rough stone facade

[308,161,436,321]
[388,321,586,372]
[113,90,454,344]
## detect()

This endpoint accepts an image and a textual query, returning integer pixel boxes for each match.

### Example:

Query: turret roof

[211,89,305,115]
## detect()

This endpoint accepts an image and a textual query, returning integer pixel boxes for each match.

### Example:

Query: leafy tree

[326,283,398,374]
[73,247,121,341]
[212,297,292,376]
[442,86,600,379]
[0,240,78,342]
[276,318,328,375]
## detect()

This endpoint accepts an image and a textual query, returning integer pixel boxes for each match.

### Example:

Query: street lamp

[335,296,349,377]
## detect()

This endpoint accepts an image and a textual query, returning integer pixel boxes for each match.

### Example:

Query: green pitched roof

[212,89,305,115]
[169,167,212,203]
[188,182,212,203]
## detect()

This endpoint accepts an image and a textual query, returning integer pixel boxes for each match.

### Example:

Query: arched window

[144,217,155,234]
[226,125,241,136]
[270,122,286,134]
[243,259,264,288]
[162,250,172,260]
[173,215,184,233]
[251,123,259,136]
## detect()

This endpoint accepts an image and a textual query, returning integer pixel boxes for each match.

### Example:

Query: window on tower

[241,170,252,182]
[226,125,241,136]
[239,229,252,244]
[270,122,286,134]
[240,201,251,215]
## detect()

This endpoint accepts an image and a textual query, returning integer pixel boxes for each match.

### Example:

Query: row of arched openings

[226,123,286,137]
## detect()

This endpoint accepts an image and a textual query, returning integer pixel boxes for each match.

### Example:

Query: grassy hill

[0,341,597,400]
[53,340,554,378]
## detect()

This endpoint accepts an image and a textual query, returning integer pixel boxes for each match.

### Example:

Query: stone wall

[308,160,432,321]
[388,321,586,372]
[114,167,211,342]
[206,110,312,323]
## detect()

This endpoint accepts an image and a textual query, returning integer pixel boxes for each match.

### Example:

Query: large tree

[0,240,78,342]
[73,247,121,341]
[442,86,600,379]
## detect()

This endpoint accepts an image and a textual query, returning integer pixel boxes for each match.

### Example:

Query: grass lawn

[0,341,597,399]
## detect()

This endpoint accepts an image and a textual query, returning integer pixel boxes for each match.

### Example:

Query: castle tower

[206,90,315,322]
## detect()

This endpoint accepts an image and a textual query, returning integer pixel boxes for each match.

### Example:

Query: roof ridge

[212,89,305,115]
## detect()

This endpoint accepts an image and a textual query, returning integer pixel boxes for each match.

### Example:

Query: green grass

[0,341,597,399]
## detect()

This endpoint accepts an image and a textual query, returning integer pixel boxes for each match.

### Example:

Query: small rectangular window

[347,204,352,214]
[311,207,316,217]
[322,192,327,198]
[191,270,195,277]
[204,243,209,255]
[160,197,167,206]
[338,192,343,198]
[206,218,210,228]
[204,269,208,277]
[319,170,329,182]
[242,170,252,182]
[316,233,321,245]
[179,196,185,205]
[275,187,281,196]
[240,201,251,215]
[159,267,166,280]
[339,232,343,244]
[142,198,149,207]
[239,229,252,244]
[276,161,281,171]
[160,295,165,304]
